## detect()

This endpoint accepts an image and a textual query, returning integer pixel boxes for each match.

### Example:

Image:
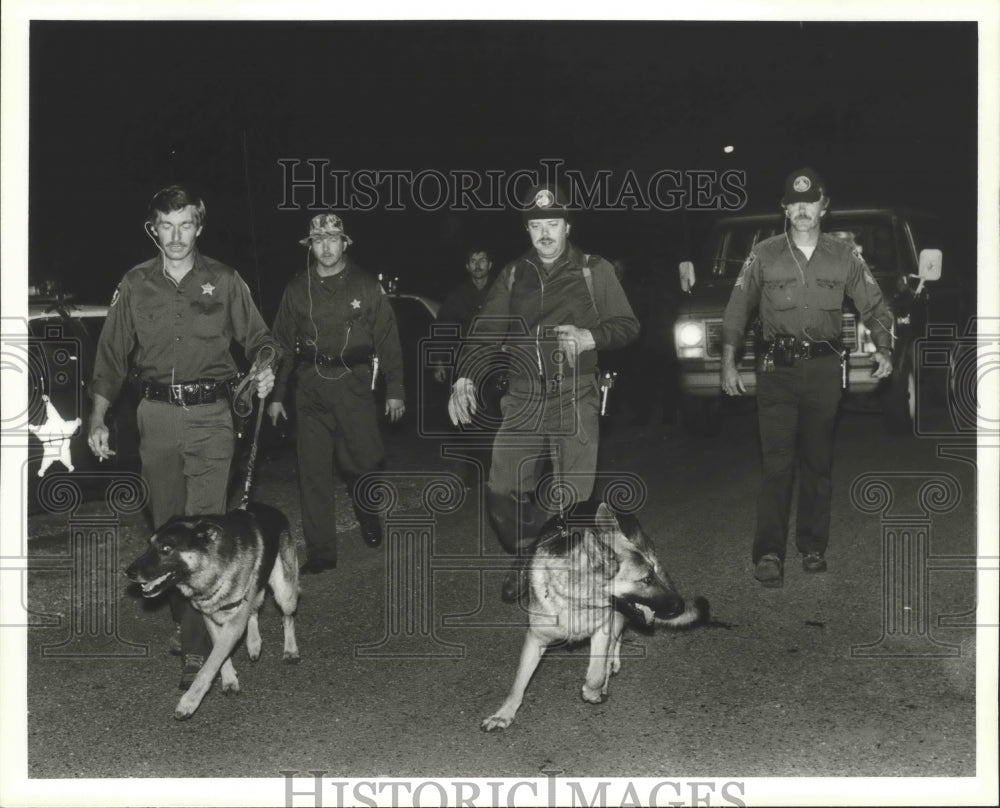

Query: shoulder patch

[110,286,121,307]
[863,266,876,285]
[735,252,755,289]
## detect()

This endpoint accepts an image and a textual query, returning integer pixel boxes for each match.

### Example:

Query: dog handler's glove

[448,377,477,426]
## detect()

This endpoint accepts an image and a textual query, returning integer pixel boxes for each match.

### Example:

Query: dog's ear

[595,502,621,534]
[195,521,225,544]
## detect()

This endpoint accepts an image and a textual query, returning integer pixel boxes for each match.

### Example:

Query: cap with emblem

[521,183,573,223]
[780,167,826,206]
[299,213,354,246]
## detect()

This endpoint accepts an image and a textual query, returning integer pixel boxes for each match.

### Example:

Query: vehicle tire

[680,395,722,437]
[882,349,916,435]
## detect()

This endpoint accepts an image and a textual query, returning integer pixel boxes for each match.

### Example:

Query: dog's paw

[283,651,301,664]
[221,675,241,694]
[481,714,513,732]
[581,685,608,705]
[173,694,199,720]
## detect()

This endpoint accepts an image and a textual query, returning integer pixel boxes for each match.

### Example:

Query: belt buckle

[168,383,186,405]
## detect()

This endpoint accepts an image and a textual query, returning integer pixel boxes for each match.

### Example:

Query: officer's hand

[871,350,893,380]
[448,377,477,425]
[721,363,746,396]
[268,402,287,427]
[255,366,275,399]
[87,419,116,460]
[386,398,405,423]
[554,325,596,368]
[433,366,447,384]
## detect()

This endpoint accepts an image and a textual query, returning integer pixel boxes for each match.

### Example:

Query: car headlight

[677,322,705,348]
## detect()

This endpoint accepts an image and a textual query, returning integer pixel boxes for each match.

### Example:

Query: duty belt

[296,344,369,371]
[764,338,843,360]
[140,378,235,406]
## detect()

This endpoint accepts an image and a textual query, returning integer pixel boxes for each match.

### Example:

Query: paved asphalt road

[17,396,986,803]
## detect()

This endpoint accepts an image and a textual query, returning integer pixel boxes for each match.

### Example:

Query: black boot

[347,475,383,548]
[487,491,545,603]
[500,555,531,604]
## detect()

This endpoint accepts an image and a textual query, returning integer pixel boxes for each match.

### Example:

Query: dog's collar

[217,596,246,612]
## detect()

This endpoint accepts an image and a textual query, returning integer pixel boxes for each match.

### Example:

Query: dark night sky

[28,20,978,313]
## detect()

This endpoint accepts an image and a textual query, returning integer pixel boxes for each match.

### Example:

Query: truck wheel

[680,396,722,437]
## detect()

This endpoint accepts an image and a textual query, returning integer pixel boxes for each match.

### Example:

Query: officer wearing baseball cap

[448,183,639,602]
[721,168,893,588]
[269,213,405,574]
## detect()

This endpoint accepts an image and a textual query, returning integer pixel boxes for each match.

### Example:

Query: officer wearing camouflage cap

[268,213,405,574]
[448,184,640,602]
[721,167,893,588]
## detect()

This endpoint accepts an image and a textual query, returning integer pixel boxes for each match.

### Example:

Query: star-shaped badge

[201,282,215,296]
[351,298,361,309]
[28,395,81,476]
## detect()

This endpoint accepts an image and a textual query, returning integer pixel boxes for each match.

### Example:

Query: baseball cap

[780,168,826,206]
[299,213,354,246]
[521,183,573,223]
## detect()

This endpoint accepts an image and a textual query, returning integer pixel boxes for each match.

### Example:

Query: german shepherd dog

[482,502,708,731]
[125,503,300,720]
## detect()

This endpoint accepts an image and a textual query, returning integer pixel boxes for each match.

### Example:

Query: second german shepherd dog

[125,503,300,720]
[482,501,708,731]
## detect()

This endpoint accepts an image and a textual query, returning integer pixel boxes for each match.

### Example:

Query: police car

[25,293,141,513]
[673,208,969,436]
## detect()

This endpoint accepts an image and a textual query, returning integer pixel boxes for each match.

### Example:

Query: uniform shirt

[722,232,893,352]
[91,251,277,402]
[457,243,639,384]
[271,258,405,402]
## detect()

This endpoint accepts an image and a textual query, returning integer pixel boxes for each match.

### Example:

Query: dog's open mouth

[138,572,176,598]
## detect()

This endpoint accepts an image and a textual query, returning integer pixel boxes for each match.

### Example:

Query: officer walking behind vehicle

[433,248,498,482]
[89,185,278,688]
[720,168,893,588]
[268,214,405,575]
[448,185,639,602]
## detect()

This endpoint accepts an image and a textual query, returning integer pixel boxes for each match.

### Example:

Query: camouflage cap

[299,213,354,246]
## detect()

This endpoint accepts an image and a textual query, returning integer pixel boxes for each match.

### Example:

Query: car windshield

[707,214,900,281]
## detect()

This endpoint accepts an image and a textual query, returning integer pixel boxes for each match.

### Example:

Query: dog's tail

[655,595,710,629]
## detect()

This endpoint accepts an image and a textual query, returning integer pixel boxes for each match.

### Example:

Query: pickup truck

[672,208,968,436]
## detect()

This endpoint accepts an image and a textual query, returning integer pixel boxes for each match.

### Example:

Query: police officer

[268,214,405,574]
[448,185,639,601]
[89,184,278,688]
[720,168,893,587]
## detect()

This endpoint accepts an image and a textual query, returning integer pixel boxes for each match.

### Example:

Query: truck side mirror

[918,249,943,282]
[912,249,942,296]
[679,261,696,292]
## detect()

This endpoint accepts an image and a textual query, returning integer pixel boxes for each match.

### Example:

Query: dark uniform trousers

[487,378,600,555]
[294,366,384,565]
[136,398,235,657]
[754,353,841,563]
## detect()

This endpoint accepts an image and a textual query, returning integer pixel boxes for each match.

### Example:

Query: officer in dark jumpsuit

[448,185,639,601]
[433,248,498,482]
[721,168,893,587]
[268,214,405,574]
[89,185,278,688]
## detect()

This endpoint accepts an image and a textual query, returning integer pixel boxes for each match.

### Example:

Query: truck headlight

[677,322,704,348]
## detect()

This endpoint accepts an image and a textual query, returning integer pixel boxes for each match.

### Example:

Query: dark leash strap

[232,345,276,512]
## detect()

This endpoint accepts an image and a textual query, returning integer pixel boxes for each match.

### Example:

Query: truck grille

[705,313,859,358]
